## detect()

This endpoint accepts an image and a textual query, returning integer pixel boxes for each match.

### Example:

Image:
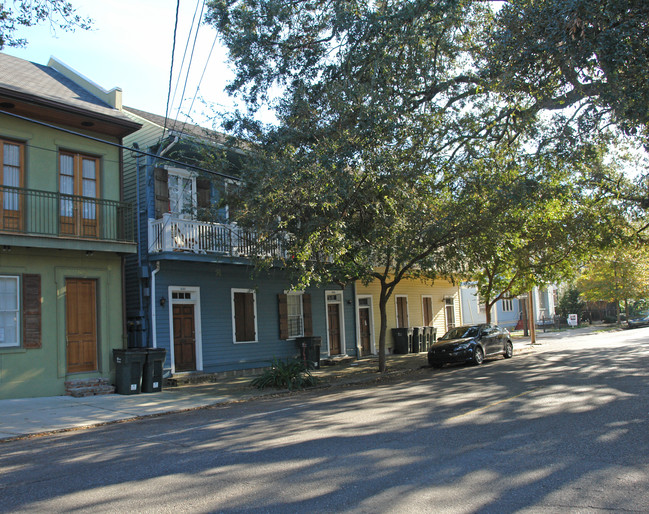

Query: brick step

[65,379,115,397]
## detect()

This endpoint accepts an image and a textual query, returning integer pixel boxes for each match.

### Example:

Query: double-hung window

[287,293,304,338]
[278,292,312,340]
[502,298,513,312]
[168,169,196,219]
[0,276,19,347]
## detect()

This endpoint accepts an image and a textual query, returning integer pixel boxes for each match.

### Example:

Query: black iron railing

[0,185,135,243]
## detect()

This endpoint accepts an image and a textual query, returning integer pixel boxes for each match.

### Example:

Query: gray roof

[0,52,133,124]
[123,105,228,145]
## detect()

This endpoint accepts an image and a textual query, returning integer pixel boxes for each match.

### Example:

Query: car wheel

[504,340,513,359]
[472,346,484,365]
[431,362,444,369]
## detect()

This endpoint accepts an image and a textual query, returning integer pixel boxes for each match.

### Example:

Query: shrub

[250,357,318,390]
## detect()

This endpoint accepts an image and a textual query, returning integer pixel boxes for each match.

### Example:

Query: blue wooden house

[121,107,356,377]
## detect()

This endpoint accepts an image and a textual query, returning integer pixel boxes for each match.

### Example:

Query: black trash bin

[295,336,322,369]
[113,349,147,395]
[412,327,425,353]
[392,327,413,354]
[142,348,167,393]
[422,326,435,352]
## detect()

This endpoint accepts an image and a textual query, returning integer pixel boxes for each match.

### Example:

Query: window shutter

[154,167,169,219]
[302,294,313,336]
[196,177,211,209]
[22,274,41,349]
[278,293,288,340]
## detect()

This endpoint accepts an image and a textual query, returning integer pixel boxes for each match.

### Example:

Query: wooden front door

[359,307,371,356]
[66,278,97,373]
[173,304,196,372]
[328,303,342,355]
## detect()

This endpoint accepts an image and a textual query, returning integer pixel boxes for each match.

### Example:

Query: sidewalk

[0,325,610,442]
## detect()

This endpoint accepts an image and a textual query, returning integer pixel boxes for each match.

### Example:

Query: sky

[3,0,237,130]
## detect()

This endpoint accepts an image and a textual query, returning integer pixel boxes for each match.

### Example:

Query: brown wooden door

[359,307,371,356]
[328,303,342,355]
[59,153,99,238]
[66,278,97,373]
[173,304,196,372]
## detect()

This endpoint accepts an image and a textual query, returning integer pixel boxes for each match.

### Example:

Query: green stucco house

[0,53,141,398]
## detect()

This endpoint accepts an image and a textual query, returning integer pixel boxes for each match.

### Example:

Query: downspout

[151,261,161,348]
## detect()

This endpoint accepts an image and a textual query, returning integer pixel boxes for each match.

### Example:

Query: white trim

[286,291,305,340]
[395,294,409,328]
[355,294,375,355]
[421,295,433,326]
[167,286,203,374]
[231,288,258,343]
[0,275,20,348]
[325,290,346,356]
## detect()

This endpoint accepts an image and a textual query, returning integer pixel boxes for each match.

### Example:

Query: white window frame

[395,295,409,328]
[501,298,514,312]
[421,295,433,326]
[231,288,258,344]
[0,275,20,348]
[445,297,456,331]
[356,294,375,355]
[167,286,203,373]
[285,290,304,339]
[167,167,197,219]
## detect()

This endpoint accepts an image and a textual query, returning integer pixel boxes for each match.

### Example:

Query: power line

[0,109,240,182]
[162,0,182,141]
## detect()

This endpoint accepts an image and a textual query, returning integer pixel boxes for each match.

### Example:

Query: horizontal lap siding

[155,262,354,373]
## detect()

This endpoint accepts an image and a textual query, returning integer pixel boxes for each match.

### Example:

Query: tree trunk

[377,286,389,373]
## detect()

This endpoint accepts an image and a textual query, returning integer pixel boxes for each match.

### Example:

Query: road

[1,328,648,513]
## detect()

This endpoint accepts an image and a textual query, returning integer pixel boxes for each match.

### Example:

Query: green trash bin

[113,349,147,395]
[142,348,167,393]
[391,328,413,354]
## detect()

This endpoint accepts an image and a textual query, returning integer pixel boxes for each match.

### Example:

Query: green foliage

[577,245,649,304]
[250,357,318,391]
[0,0,91,49]
[207,0,632,372]
[558,287,584,319]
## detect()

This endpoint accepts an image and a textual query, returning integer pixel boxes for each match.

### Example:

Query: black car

[627,314,649,328]
[428,324,513,368]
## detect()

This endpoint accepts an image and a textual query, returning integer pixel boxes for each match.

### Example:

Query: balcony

[0,185,135,245]
[149,214,286,259]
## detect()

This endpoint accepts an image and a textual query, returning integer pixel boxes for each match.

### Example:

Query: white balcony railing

[148,214,286,259]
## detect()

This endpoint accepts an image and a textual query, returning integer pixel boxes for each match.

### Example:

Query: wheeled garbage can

[295,336,322,369]
[391,327,413,354]
[142,348,167,393]
[113,349,147,395]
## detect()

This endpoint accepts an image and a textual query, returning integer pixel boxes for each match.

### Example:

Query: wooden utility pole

[528,290,537,344]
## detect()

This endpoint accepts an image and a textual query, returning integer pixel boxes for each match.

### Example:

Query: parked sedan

[627,314,649,328]
[428,324,513,368]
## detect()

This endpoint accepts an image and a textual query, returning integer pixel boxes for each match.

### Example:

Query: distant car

[428,324,513,368]
[627,314,649,328]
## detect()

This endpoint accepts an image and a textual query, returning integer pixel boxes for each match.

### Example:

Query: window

[1,139,24,231]
[287,293,304,338]
[502,298,513,312]
[59,151,100,237]
[278,292,312,340]
[396,296,408,328]
[168,169,196,218]
[0,276,19,347]
[232,289,257,342]
[422,296,433,326]
[445,297,456,331]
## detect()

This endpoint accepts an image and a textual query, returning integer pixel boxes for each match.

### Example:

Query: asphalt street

[0,327,647,513]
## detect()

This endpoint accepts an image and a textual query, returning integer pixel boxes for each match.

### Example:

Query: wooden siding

[152,261,356,373]
[355,277,461,353]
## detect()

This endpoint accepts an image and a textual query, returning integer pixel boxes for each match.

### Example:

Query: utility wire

[162,0,182,142]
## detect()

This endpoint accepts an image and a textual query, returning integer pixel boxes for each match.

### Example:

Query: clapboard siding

[153,261,355,373]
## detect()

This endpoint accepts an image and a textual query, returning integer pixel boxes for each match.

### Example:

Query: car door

[480,324,498,355]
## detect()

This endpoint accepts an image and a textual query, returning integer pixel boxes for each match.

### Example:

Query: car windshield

[440,326,480,340]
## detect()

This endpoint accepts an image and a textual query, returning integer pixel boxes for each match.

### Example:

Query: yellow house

[354,277,462,356]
